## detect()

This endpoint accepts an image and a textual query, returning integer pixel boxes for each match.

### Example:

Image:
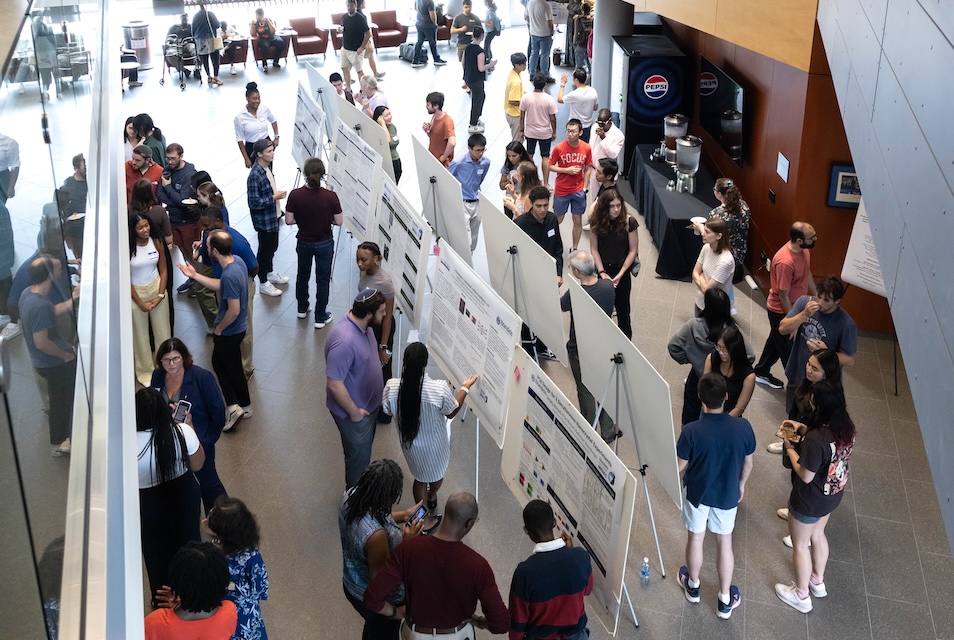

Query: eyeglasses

[355,288,378,303]
[715,345,728,354]
[596,120,610,126]
[161,355,183,365]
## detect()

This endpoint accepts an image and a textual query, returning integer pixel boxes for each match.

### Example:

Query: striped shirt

[382,375,458,482]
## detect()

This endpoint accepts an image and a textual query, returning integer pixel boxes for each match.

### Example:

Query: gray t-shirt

[20,288,73,369]
[784,295,858,384]
[359,269,395,300]
[216,256,249,335]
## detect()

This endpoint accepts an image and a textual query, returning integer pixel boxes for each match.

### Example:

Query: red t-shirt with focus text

[549,140,592,197]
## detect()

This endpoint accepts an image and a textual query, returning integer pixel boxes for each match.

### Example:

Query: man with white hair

[358,75,387,118]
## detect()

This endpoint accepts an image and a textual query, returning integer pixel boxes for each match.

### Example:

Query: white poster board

[328,119,383,243]
[480,194,569,366]
[501,348,637,636]
[428,239,520,445]
[841,198,886,298]
[374,177,432,328]
[334,94,396,183]
[568,277,683,508]
[292,81,326,172]
[305,63,339,145]
[411,137,473,266]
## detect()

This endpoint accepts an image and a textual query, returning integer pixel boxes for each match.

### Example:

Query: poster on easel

[374,177,432,328]
[841,198,887,298]
[410,136,473,266]
[292,81,325,172]
[428,239,520,445]
[335,93,396,183]
[328,118,383,243]
[304,63,339,146]
[501,347,637,636]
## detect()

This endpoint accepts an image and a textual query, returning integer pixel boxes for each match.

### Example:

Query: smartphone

[173,400,192,423]
[409,504,428,525]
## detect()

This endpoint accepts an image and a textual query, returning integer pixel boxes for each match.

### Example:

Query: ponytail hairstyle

[135,387,188,485]
[303,157,326,188]
[714,178,741,216]
[196,181,225,208]
[699,288,734,341]
[245,81,260,100]
[396,343,428,447]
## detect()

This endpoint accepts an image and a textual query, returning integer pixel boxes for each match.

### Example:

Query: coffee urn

[675,135,702,194]
[650,114,688,164]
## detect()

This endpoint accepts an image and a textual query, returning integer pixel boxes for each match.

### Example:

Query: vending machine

[610,35,690,173]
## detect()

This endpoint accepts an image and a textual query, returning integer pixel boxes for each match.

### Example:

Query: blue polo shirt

[448,154,490,201]
[215,256,248,335]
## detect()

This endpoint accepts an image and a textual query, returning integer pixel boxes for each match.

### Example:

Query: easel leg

[621,582,639,627]
[330,224,346,281]
[475,418,480,503]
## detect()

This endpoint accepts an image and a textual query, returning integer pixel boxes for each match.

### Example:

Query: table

[628,143,720,280]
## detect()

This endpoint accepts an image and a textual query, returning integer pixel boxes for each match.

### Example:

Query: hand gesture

[561,72,569,85]
[566,165,581,175]
[154,586,180,609]
[274,190,287,201]
[177,261,197,279]
[804,298,822,316]
[422,121,432,134]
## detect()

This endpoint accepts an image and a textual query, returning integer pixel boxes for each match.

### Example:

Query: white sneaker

[267,272,289,285]
[774,582,812,613]
[230,65,236,75]
[777,508,789,521]
[259,281,282,297]
[223,404,243,432]
[297,306,312,319]
[241,405,253,419]
[315,312,333,329]
[0,314,10,329]
[375,71,386,79]
[1,321,22,339]
[809,581,828,598]
[582,222,591,231]
[767,441,784,454]
[782,534,810,548]
[52,438,71,457]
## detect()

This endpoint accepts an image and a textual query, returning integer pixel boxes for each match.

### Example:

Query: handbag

[629,256,641,277]
[206,11,224,50]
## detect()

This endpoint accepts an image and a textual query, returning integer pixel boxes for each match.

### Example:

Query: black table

[628,143,720,280]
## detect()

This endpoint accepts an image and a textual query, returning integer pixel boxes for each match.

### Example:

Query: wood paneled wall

[664,19,894,333]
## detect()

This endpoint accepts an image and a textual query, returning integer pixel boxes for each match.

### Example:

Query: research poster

[374,178,432,328]
[328,119,383,243]
[841,198,887,297]
[292,81,325,172]
[428,240,520,445]
[304,63,338,145]
[501,348,637,636]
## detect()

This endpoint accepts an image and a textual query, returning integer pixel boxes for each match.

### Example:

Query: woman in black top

[589,189,639,339]
[776,380,855,613]
[462,27,496,130]
[704,325,755,417]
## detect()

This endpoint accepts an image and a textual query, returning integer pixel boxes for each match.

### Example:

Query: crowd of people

[0,1,869,636]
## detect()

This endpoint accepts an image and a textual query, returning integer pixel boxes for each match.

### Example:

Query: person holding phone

[382,343,476,526]
[152,337,228,514]
[339,459,423,638]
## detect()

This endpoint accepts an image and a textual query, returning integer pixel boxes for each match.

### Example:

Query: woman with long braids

[338,460,423,639]
[382,343,476,517]
[136,387,205,606]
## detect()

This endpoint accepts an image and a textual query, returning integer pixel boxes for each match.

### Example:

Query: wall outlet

[768,189,776,203]
[760,250,771,271]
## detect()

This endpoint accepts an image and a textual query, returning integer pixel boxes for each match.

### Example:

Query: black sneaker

[755,372,785,389]
[177,278,195,294]
[678,566,700,603]
[536,348,558,361]
[262,64,268,74]
[716,585,741,619]
[412,61,426,68]
[433,58,448,66]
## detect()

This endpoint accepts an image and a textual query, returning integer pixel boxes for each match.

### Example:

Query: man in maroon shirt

[365,492,509,638]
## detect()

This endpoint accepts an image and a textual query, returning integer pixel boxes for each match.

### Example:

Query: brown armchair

[251,34,291,65]
[289,18,328,59]
[436,15,453,46]
[369,10,408,49]
[220,38,249,69]
[328,13,345,52]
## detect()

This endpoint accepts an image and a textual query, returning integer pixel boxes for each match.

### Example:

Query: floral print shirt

[226,548,269,639]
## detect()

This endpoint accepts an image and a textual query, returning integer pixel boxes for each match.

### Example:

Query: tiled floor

[3,20,951,639]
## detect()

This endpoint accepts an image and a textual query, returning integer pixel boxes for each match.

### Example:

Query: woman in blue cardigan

[151,337,228,513]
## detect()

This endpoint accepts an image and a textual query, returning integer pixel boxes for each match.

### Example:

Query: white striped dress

[382,375,459,483]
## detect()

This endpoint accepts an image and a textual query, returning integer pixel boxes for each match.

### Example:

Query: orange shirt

[144,601,237,640]
[125,161,163,205]
[428,114,455,167]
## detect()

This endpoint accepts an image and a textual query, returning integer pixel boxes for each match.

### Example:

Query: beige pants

[401,620,475,640]
[241,277,254,373]
[132,276,171,386]
[506,113,521,141]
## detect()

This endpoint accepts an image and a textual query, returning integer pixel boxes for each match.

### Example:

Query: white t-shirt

[526,0,553,37]
[137,423,200,488]
[562,85,599,128]
[233,104,276,144]
[130,241,160,286]
[695,244,736,310]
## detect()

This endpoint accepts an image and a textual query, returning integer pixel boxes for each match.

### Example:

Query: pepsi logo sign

[643,74,669,100]
[699,71,718,96]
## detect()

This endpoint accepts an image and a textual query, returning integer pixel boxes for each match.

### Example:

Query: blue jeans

[529,34,553,77]
[296,238,334,320]
[413,25,439,63]
[333,411,378,488]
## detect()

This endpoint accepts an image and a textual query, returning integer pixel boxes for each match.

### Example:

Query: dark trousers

[483,31,496,60]
[604,263,633,339]
[36,360,76,444]
[392,158,402,184]
[754,308,791,376]
[296,238,334,320]
[212,331,250,407]
[199,49,220,76]
[258,35,285,64]
[373,317,396,384]
[569,346,616,441]
[581,126,591,143]
[469,81,486,127]
[195,440,227,515]
[256,229,280,283]
[343,584,401,640]
[413,25,439,63]
[682,368,702,426]
[521,323,547,357]
[140,473,201,602]
[0,275,12,315]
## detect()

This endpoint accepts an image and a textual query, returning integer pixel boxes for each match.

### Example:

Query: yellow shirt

[505,69,524,118]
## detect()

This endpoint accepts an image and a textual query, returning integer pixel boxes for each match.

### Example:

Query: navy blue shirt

[151,365,226,444]
[677,412,756,510]
[216,256,248,335]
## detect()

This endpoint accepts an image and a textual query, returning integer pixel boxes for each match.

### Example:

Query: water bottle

[640,557,650,584]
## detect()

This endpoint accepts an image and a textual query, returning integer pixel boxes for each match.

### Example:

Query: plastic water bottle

[640,557,650,584]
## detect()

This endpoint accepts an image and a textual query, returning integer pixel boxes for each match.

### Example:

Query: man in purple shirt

[324,288,387,487]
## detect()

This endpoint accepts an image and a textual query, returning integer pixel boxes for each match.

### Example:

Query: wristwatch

[158,292,166,299]
[379,344,388,351]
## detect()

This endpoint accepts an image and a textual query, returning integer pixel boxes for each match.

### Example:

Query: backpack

[823,440,852,496]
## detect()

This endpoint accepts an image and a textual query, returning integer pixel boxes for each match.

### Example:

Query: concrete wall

[816,0,954,554]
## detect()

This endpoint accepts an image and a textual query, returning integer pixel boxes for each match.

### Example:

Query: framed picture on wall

[828,164,861,208]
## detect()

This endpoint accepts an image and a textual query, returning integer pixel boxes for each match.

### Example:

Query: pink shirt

[520,91,557,140]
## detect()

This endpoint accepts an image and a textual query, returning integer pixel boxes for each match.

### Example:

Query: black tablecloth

[628,144,720,280]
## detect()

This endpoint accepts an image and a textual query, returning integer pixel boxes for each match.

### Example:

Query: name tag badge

[547,229,556,237]
[477,169,484,175]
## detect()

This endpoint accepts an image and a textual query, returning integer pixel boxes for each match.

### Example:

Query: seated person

[166,14,197,77]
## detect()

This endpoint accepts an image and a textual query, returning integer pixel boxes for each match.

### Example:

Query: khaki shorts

[341,48,364,71]
[363,41,375,58]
